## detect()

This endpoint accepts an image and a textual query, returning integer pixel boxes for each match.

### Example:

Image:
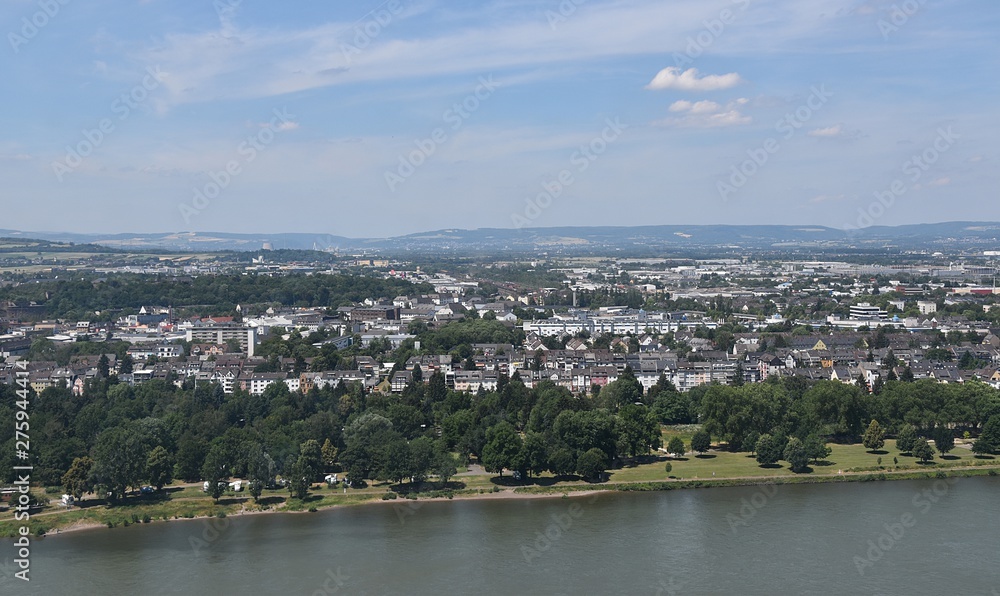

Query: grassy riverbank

[2,438,997,538]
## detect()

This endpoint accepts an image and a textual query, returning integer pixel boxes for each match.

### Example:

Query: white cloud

[668,100,693,113]
[645,67,743,92]
[927,177,951,187]
[808,125,845,137]
[657,98,751,128]
[668,100,722,114]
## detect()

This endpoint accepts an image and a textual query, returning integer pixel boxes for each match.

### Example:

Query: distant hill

[2,222,1000,253]
[0,236,118,254]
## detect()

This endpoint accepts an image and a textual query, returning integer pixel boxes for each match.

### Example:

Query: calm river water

[6,477,1000,595]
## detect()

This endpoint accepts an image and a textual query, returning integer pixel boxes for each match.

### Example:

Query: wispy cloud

[657,98,751,128]
[646,67,744,92]
[125,0,832,110]
[808,124,846,137]
[669,100,725,114]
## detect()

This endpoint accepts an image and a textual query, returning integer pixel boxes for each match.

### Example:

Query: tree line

[0,273,430,320]
[4,360,1000,500]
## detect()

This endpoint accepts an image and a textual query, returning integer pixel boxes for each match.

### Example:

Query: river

[8,477,1000,595]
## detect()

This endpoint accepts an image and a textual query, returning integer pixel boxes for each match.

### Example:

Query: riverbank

[23,473,1000,596]
[3,458,997,539]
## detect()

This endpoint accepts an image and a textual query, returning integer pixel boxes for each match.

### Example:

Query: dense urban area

[2,234,1000,534]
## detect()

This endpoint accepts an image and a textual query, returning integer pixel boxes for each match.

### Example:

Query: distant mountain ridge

[2,222,1000,253]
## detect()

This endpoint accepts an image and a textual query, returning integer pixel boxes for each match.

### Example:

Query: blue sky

[1,0,997,237]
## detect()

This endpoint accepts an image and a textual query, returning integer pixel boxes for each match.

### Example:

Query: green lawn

[613,437,992,483]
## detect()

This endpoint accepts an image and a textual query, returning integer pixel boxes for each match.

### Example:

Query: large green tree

[245,443,275,502]
[783,437,809,473]
[146,445,173,490]
[895,424,918,454]
[667,436,686,459]
[432,449,459,484]
[933,427,954,457]
[803,435,831,464]
[514,432,549,479]
[701,384,790,451]
[576,448,609,482]
[91,424,155,500]
[912,440,934,463]
[862,420,886,452]
[755,434,781,467]
[61,456,94,500]
[481,421,522,478]
[980,416,1000,452]
[341,413,397,483]
[615,405,662,458]
[201,443,230,502]
[690,430,711,455]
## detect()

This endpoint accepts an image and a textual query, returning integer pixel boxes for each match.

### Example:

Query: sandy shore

[38,487,605,538]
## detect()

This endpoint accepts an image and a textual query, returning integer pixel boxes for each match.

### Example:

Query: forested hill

[0,274,431,320]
